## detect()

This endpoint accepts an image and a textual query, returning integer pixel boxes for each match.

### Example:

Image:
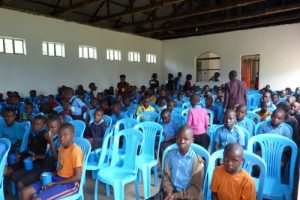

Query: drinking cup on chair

[23,157,33,170]
[8,153,17,165]
[41,172,52,186]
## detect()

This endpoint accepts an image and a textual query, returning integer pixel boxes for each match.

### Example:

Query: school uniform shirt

[69,96,86,116]
[161,120,179,140]
[257,121,292,139]
[149,79,159,89]
[111,111,127,125]
[28,129,48,156]
[57,143,83,178]
[187,107,209,135]
[84,120,107,150]
[135,105,155,116]
[0,122,24,145]
[46,133,61,157]
[255,110,271,122]
[214,125,245,149]
[235,118,255,136]
[163,147,204,200]
[211,166,256,200]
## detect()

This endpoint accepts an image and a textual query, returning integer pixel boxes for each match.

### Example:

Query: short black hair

[229,70,237,78]
[60,123,74,133]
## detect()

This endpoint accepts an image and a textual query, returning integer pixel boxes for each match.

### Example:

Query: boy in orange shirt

[20,123,83,200]
[211,143,256,200]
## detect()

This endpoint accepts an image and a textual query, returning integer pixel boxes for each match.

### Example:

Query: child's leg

[20,183,41,200]
[17,169,43,191]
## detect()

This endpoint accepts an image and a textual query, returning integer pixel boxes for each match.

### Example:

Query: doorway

[196,52,221,82]
[241,54,260,89]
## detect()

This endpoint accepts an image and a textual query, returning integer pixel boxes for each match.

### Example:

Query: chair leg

[94,180,99,200]
[141,167,151,199]
[112,182,124,200]
[10,181,17,195]
[105,184,110,197]
[153,166,158,186]
[91,170,97,179]
[135,178,140,200]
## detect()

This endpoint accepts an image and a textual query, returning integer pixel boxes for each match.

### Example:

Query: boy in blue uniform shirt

[0,108,25,151]
[110,102,127,125]
[162,125,204,200]
[235,105,255,136]
[214,109,245,150]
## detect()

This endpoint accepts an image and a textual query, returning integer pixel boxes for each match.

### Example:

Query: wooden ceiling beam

[157,13,300,40]
[54,0,106,16]
[120,0,265,28]
[91,0,185,23]
[140,2,300,34]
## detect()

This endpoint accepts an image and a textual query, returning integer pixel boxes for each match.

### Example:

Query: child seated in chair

[84,108,107,150]
[0,108,25,152]
[256,108,292,139]
[136,96,155,116]
[235,105,255,136]
[162,125,204,200]
[110,101,127,125]
[214,110,245,151]
[211,143,256,200]
[13,117,61,191]
[255,101,271,122]
[155,97,167,114]
[20,123,83,200]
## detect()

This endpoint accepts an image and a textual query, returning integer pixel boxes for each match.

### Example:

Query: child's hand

[164,193,175,200]
[42,182,56,190]
[45,131,53,142]
[89,138,94,143]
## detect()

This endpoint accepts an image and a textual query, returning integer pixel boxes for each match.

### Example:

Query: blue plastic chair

[59,137,91,200]
[124,109,135,118]
[70,120,86,138]
[162,143,210,199]
[254,121,293,137]
[247,111,261,124]
[20,121,31,152]
[0,138,11,199]
[181,108,190,122]
[136,111,160,123]
[114,118,138,133]
[204,149,266,200]
[182,102,192,109]
[64,115,73,123]
[212,102,224,124]
[53,105,63,113]
[170,114,185,127]
[247,134,297,200]
[94,128,144,200]
[247,95,256,111]
[134,122,163,199]
[171,107,182,115]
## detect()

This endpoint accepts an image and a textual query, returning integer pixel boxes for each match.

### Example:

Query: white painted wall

[0,8,162,96]
[162,23,300,90]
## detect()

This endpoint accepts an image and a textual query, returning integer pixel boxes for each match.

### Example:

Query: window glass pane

[83,47,88,58]
[94,49,97,59]
[79,47,82,58]
[14,40,24,54]
[0,38,3,52]
[48,43,55,56]
[62,45,65,57]
[88,47,94,58]
[109,50,113,60]
[114,50,118,60]
[42,42,48,55]
[154,55,156,63]
[106,50,110,59]
[4,38,13,53]
[55,44,62,56]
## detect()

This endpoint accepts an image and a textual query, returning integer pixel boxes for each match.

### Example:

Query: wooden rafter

[91,0,185,23]
[140,2,300,34]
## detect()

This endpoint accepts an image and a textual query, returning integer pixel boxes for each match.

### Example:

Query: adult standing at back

[224,70,247,110]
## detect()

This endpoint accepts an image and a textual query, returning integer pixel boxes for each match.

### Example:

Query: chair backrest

[114,118,138,133]
[53,106,63,113]
[247,111,261,124]
[136,111,160,123]
[20,121,31,152]
[103,115,112,127]
[247,134,297,190]
[0,138,11,192]
[95,126,113,168]
[247,95,256,111]
[70,120,86,138]
[134,122,163,161]
[182,101,192,109]
[171,114,185,128]
[162,143,210,190]
[171,107,182,115]
[72,137,91,197]
[213,102,224,124]
[64,115,73,123]
[124,109,135,118]
[236,125,250,149]
[206,109,214,129]
[204,149,266,200]
[110,128,144,172]
[181,108,190,122]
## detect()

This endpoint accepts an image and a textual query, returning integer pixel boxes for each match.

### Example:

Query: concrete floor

[6,172,161,200]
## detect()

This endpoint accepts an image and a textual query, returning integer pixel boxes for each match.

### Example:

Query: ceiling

[1,0,300,40]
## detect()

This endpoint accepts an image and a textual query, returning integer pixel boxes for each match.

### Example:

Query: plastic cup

[41,172,52,186]
[8,154,17,165]
[23,157,33,170]
[88,152,96,163]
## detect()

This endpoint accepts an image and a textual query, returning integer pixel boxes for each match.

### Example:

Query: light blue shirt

[46,133,61,157]
[161,119,179,139]
[0,122,25,145]
[111,111,127,125]
[167,147,196,191]
[214,125,245,149]
[69,96,85,116]
[257,121,292,139]
[236,118,255,136]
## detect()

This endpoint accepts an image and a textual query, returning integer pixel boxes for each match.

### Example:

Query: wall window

[42,41,65,57]
[0,36,26,55]
[146,53,157,63]
[79,45,97,59]
[128,51,140,62]
[106,49,121,61]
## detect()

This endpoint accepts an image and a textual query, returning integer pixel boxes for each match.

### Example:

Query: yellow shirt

[57,143,83,178]
[135,105,155,116]
[211,166,256,200]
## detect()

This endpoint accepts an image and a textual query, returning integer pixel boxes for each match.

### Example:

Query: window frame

[0,36,26,55]
[42,41,65,57]
[106,49,121,61]
[78,45,97,60]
